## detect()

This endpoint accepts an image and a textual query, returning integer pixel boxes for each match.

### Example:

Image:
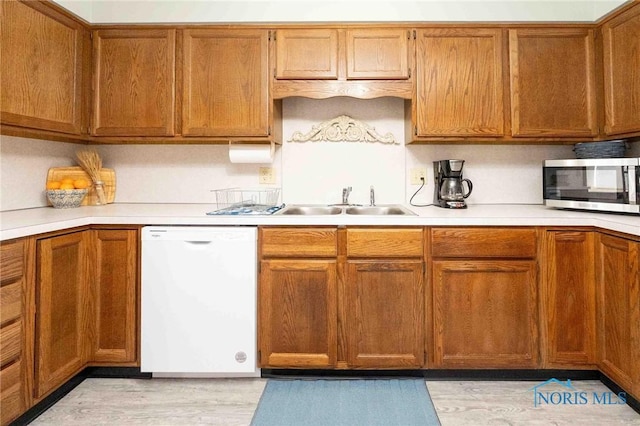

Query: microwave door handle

[628,165,637,205]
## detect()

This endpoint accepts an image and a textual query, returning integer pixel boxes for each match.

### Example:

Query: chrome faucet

[342,186,352,205]
[370,186,375,206]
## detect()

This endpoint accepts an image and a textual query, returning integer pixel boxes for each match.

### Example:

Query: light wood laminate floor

[30,379,639,425]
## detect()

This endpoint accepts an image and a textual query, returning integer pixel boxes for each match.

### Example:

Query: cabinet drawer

[1,360,25,425]
[0,282,22,325]
[0,321,22,367]
[431,228,537,258]
[261,228,337,257]
[1,241,24,285]
[347,228,423,257]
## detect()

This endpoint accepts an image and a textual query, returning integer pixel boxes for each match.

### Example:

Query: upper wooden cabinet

[275,28,410,81]
[272,27,413,99]
[414,28,505,138]
[182,29,270,137]
[345,29,410,80]
[602,4,640,137]
[0,0,88,135]
[509,29,597,137]
[275,29,339,80]
[92,29,176,136]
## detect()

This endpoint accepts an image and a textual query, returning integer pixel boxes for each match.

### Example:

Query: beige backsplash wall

[0,135,79,211]
[3,96,635,211]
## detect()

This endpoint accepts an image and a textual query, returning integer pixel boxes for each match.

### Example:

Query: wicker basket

[573,140,628,159]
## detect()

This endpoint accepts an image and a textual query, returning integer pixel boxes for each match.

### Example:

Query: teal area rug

[251,379,441,426]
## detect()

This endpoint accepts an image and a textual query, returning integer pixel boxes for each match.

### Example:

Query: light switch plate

[259,167,276,184]
[410,168,427,185]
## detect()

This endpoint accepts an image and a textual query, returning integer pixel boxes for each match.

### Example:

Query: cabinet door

[596,234,639,391]
[91,229,138,364]
[182,29,270,137]
[432,260,538,368]
[345,260,424,368]
[602,4,640,136]
[346,29,410,80]
[0,0,86,134]
[415,28,504,137]
[509,29,597,137]
[35,232,90,398]
[543,231,596,368]
[92,29,175,136]
[260,260,337,368]
[275,29,338,80]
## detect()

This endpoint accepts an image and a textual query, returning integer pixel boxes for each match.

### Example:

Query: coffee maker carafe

[433,160,473,209]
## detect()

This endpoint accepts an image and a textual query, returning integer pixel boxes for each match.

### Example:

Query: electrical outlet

[410,168,427,185]
[259,167,276,184]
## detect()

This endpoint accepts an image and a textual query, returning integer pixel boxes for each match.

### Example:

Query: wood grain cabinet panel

[35,231,90,399]
[91,229,138,364]
[415,28,504,137]
[0,0,86,134]
[509,29,597,137]
[92,29,176,136]
[345,29,410,80]
[345,260,424,367]
[602,4,640,137]
[260,228,337,258]
[596,234,639,393]
[432,260,538,368]
[431,227,537,258]
[259,259,337,368]
[543,231,596,368]
[275,29,339,80]
[346,228,423,258]
[0,239,29,425]
[182,29,270,137]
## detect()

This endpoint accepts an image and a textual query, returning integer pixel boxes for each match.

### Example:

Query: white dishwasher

[141,226,259,377]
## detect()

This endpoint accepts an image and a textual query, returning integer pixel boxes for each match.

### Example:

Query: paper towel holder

[228,140,275,164]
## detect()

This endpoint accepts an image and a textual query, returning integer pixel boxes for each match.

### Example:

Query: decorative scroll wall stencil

[288,115,398,144]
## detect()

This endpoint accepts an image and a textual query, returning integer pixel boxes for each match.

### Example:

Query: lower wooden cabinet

[0,239,31,425]
[542,230,596,368]
[345,260,424,367]
[258,226,425,369]
[432,259,538,368]
[35,231,90,398]
[596,233,639,396]
[259,259,337,368]
[91,228,138,364]
[35,227,139,400]
[429,227,538,369]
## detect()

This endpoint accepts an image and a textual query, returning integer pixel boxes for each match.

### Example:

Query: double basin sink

[277,205,416,216]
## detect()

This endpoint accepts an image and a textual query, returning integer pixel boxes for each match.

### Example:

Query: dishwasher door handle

[184,240,213,245]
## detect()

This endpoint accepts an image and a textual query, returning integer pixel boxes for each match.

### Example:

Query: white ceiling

[54,0,629,24]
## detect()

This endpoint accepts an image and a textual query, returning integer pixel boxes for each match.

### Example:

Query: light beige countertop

[1,203,638,241]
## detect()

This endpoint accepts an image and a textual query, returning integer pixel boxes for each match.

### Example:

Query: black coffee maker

[433,159,473,209]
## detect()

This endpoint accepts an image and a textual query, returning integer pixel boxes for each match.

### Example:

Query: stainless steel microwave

[543,158,639,214]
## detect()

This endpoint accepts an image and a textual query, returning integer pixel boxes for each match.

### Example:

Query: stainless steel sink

[278,206,343,215]
[277,204,415,215]
[345,205,416,215]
